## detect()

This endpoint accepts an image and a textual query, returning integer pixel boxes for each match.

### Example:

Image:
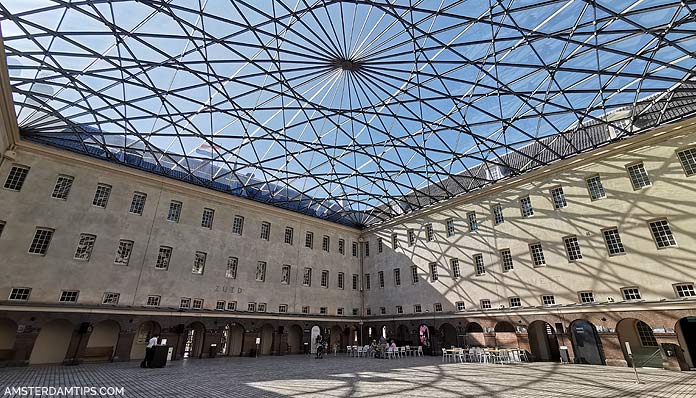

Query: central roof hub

[334,58,362,72]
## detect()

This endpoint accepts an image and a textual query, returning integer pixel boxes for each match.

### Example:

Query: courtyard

[0,356,694,398]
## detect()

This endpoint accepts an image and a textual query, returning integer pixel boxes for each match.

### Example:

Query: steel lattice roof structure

[1,0,696,228]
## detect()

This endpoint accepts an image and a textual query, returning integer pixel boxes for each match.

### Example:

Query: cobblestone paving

[1,355,695,397]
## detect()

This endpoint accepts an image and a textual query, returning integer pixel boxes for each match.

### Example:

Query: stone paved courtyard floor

[1,355,695,398]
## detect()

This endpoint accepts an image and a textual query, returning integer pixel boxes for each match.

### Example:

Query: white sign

[625,341,632,355]
[255,337,261,345]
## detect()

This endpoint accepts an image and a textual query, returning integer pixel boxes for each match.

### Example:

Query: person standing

[143,334,158,368]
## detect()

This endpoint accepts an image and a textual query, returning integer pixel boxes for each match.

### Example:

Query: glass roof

[2,0,696,228]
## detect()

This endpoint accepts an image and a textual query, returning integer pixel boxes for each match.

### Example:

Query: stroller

[316,341,327,359]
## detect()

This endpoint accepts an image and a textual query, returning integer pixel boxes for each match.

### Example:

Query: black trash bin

[209,344,217,358]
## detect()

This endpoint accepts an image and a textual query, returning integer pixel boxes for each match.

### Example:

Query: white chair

[441,348,453,362]
[386,347,397,359]
[417,346,424,357]
[399,346,406,359]
[346,345,352,356]
[356,346,363,357]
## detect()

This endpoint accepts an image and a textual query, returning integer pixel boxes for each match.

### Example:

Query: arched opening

[260,324,274,355]
[494,321,518,348]
[396,325,410,345]
[569,319,605,365]
[85,320,120,362]
[465,322,485,347]
[349,325,359,345]
[440,323,458,348]
[287,324,303,354]
[29,319,73,365]
[130,321,161,360]
[330,325,343,352]
[221,323,244,356]
[0,318,18,362]
[676,316,696,368]
[183,322,206,359]
[617,318,661,368]
[381,325,388,340]
[310,325,321,354]
[528,320,560,362]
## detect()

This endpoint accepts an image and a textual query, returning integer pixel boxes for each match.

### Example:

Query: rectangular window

[155,246,172,270]
[467,212,478,232]
[279,304,288,313]
[74,233,96,261]
[352,274,359,290]
[675,283,696,298]
[364,273,371,290]
[450,258,460,278]
[411,266,419,284]
[215,301,225,311]
[550,186,567,209]
[474,254,485,275]
[649,219,677,248]
[146,295,161,307]
[192,251,206,274]
[305,231,313,249]
[337,308,344,316]
[579,291,595,303]
[247,302,256,312]
[434,303,443,312]
[456,302,466,311]
[320,270,329,288]
[180,297,191,309]
[391,233,399,248]
[378,271,385,288]
[29,227,54,255]
[320,307,328,315]
[530,243,546,266]
[3,165,30,191]
[92,184,112,208]
[621,287,642,301]
[0,220,5,238]
[227,301,237,311]
[260,221,271,240]
[414,304,422,313]
[407,229,415,246]
[192,299,204,310]
[201,208,215,229]
[626,163,651,189]
[226,257,238,279]
[364,308,371,316]
[393,268,401,286]
[542,295,556,306]
[480,299,491,309]
[425,224,434,241]
[281,265,291,285]
[102,292,120,305]
[302,306,309,314]
[446,218,455,236]
[257,303,266,313]
[676,147,696,176]
[302,267,312,287]
[586,175,606,200]
[396,305,403,314]
[429,262,438,281]
[603,227,626,255]
[285,227,294,245]
[379,307,386,315]
[129,192,147,215]
[509,297,521,308]
[352,242,358,257]
[51,175,74,200]
[492,205,504,225]
[255,261,266,282]
[520,196,534,217]
[322,235,330,252]
[114,240,134,265]
[337,272,345,289]
[564,236,583,261]
[9,288,31,301]
[338,238,345,254]
[352,308,359,316]
[58,290,79,303]
[364,242,370,257]
[377,238,383,253]
[500,249,514,272]
[167,201,182,222]
[232,215,244,235]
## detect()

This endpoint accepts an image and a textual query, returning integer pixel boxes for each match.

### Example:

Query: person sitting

[389,340,397,351]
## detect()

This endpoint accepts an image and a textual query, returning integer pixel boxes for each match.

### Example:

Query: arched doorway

[617,318,661,368]
[130,321,161,360]
[465,322,485,347]
[396,325,410,345]
[440,323,457,348]
[260,324,274,355]
[310,326,321,354]
[676,316,696,368]
[494,321,518,348]
[183,322,206,358]
[528,320,560,362]
[223,323,244,356]
[85,320,120,362]
[29,319,73,364]
[0,318,17,362]
[330,325,343,352]
[569,320,605,365]
[288,325,303,354]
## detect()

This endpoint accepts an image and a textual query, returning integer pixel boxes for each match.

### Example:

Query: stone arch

[85,320,120,362]
[260,324,274,355]
[439,323,458,348]
[396,324,410,345]
[568,319,604,365]
[310,325,321,354]
[29,319,73,365]
[223,323,244,356]
[676,316,696,368]
[0,318,18,361]
[130,321,161,360]
[528,320,560,362]
[494,321,518,348]
[616,318,661,368]
[330,325,343,352]
[183,321,206,359]
[288,324,303,354]
[465,322,485,347]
